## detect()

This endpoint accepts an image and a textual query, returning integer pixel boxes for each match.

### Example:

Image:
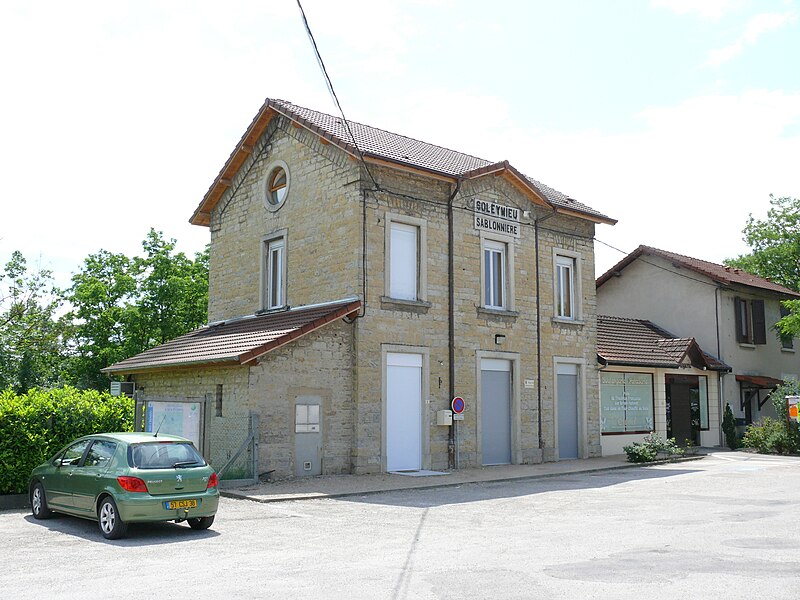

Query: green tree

[726,195,800,339]
[66,230,208,389]
[0,251,66,392]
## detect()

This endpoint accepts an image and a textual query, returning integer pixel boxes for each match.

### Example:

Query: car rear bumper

[115,489,219,522]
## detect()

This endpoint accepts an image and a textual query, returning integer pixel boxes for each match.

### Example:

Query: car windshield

[129,442,206,469]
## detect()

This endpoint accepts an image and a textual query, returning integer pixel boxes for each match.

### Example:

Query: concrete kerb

[221,455,707,505]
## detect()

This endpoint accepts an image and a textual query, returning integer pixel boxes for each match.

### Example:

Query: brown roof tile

[191,99,615,226]
[597,245,800,297]
[102,299,361,374]
[597,315,730,370]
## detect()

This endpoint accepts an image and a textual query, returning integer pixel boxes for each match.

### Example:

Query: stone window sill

[476,306,519,321]
[781,347,796,354]
[552,317,585,327]
[738,343,756,350]
[380,296,432,313]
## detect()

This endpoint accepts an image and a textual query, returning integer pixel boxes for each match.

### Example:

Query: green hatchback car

[29,432,220,539]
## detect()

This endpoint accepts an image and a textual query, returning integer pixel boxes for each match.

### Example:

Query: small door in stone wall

[294,396,322,477]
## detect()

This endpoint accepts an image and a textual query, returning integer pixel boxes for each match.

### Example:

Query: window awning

[735,374,783,389]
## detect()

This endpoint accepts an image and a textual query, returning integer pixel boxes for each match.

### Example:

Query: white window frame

[481,234,514,311]
[260,230,287,310]
[384,213,427,302]
[553,250,582,322]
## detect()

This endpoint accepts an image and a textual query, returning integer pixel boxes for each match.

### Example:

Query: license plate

[165,499,198,510]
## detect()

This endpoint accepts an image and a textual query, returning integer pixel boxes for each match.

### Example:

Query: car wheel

[188,515,215,530]
[98,497,128,540]
[30,483,53,520]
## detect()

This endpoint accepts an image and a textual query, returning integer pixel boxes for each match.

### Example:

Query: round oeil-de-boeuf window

[264,161,290,210]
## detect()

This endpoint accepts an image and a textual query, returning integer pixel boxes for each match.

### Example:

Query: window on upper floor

[735,297,766,345]
[555,255,575,319]
[482,239,507,310]
[264,161,290,211]
[261,232,287,310]
[779,304,794,349]
[385,214,427,304]
[554,250,582,322]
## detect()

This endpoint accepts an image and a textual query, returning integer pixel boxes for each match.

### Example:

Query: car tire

[98,497,128,540]
[188,515,215,530]
[30,482,54,520]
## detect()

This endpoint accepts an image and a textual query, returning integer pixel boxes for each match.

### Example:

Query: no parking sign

[451,397,465,420]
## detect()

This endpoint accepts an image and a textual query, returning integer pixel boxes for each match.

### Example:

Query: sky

[2,0,799,291]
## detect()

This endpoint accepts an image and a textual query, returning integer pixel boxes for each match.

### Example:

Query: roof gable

[597,245,800,298]
[191,98,616,227]
[102,299,361,374]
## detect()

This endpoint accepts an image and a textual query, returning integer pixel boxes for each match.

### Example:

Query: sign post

[451,397,465,470]
[787,396,800,424]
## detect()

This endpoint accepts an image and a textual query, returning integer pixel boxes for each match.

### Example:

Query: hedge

[0,386,134,495]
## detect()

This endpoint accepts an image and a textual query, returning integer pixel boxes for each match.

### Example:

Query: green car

[29,432,220,540]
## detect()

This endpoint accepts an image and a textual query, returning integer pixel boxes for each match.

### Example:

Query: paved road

[3,452,799,599]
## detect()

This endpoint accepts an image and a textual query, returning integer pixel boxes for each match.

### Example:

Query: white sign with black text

[473,199,521,238]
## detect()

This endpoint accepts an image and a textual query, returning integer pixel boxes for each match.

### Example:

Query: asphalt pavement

[221,452,704,503]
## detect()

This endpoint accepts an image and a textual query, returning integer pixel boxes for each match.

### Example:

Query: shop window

[600,372,654,433]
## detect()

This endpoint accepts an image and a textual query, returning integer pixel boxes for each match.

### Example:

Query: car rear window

[129,442,206,469]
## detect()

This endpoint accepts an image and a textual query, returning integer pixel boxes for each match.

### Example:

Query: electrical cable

[295,0,381,192]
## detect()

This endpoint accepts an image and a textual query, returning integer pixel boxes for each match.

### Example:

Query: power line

[295,0,381,192]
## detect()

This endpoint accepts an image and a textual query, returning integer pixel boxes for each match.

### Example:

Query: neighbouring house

[104,98,615,479]
[597,315,730,455]
[597,246,800,438]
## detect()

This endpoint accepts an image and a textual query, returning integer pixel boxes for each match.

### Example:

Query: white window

[262,234,286,310]
[483,240,507,309]
[389,222,418,300]
[384,213,427,303]
[556,255,575,319]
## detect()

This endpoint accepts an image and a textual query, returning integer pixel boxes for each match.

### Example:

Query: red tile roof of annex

[102,299,361,374]
[598,314,730,371]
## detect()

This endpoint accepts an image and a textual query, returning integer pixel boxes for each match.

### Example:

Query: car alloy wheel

[31,483,53,519]
[98,497,128,540]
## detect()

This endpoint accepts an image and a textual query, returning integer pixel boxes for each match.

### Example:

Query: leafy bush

[624,432,684,463]
[0,386,134,494]
[722,403,739,450]
[741,381,800,456]
[742,417,799,455]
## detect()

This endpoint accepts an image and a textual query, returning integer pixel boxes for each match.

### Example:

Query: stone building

[105,99,615,479]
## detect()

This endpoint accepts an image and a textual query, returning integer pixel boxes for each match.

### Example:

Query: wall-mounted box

[436,409,453,426]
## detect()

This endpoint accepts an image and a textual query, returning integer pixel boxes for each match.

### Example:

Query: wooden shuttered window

[751,299,766,345]
[735,297,748,343]
[735,297,767,345]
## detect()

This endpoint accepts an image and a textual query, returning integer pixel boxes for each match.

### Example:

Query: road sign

[451,396,465,414]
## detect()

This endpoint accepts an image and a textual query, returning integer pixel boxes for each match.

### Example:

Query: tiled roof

[597,315,730,371]
[190,98,615,226]
[597,245,800,297]
[102,299,361,374]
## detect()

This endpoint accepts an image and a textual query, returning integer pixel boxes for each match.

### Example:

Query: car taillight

[207,472,219,489]
[117,476,149,493]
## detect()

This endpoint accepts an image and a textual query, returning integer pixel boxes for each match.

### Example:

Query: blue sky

[2,0,799,291]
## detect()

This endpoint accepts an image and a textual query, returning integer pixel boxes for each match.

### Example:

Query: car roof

[81,432,192,444]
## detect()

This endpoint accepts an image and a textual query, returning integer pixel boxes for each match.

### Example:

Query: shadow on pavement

[21,513,220,545]
[335,466,702,508]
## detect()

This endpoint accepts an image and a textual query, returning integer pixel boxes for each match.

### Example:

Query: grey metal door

[295,396,322,477]
[481,359,512,465]
[558,364,579,459]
